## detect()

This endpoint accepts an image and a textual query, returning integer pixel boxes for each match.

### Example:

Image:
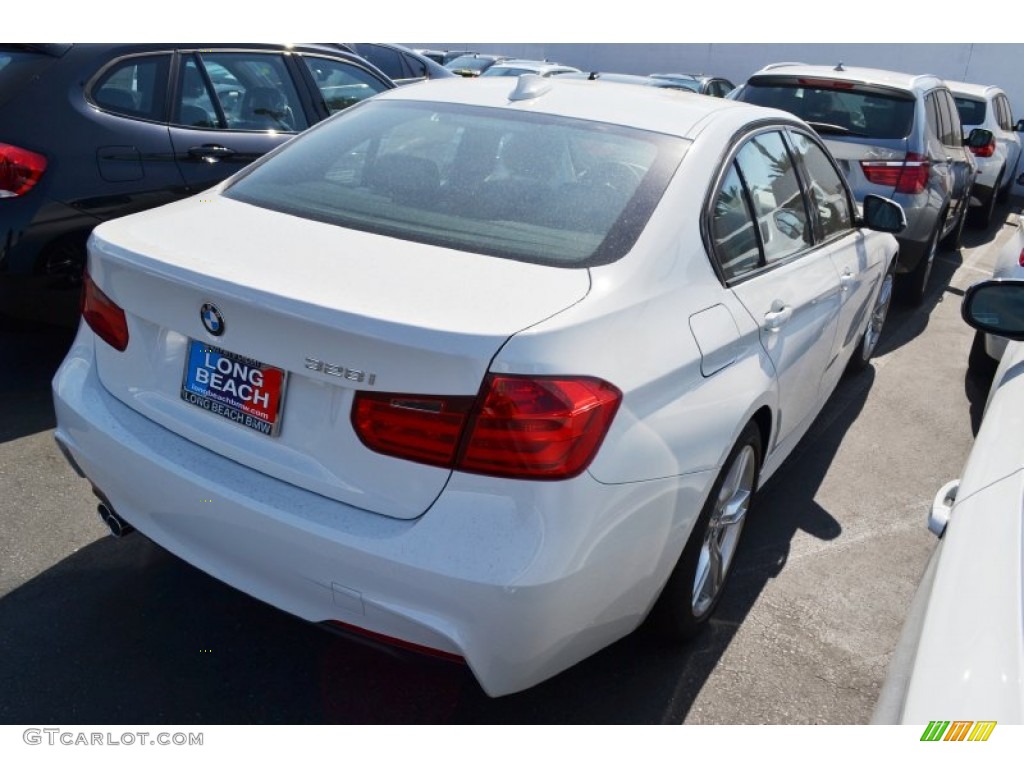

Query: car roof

[374,74,794,139]
[749,63,944,93]
[945,80,1004,99]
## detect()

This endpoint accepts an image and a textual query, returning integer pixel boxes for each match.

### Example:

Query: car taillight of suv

[860,152,930,195]
[0,142,46,198]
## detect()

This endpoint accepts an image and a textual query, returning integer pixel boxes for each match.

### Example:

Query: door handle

[187,144,237,162]
[764,301,793,332]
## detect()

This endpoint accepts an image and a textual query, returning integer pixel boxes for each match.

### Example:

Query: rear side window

[954,96,986,126]
[91,54,171,121]
[224,100,687,268]
[740,81,915,139]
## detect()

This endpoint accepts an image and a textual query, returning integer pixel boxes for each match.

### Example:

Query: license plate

[180,340,287,437]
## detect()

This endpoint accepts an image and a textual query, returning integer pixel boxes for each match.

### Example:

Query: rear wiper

[806,121,868,137]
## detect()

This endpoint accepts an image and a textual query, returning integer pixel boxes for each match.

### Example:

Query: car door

[168,49,312,192]
[85,52,187,218]
[787,129,888,395]
[709,128,843,451]
[935,89,973,231]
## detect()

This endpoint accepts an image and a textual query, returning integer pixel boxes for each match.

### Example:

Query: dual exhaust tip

[97,502,134,538]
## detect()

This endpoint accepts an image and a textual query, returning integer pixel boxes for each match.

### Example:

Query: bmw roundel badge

[200,303,225,336]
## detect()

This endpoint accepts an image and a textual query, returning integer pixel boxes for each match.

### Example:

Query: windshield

[740,82,915,139]
[224,100,687,268]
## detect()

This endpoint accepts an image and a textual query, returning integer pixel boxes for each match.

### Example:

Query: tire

[899,220,939,307]
[847,257,895,374]
[650,422,762,641]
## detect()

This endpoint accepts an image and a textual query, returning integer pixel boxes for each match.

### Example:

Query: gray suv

[733,63,975,304]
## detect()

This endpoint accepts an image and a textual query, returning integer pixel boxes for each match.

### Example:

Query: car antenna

[588,71,599,80]
[834,62,845,72]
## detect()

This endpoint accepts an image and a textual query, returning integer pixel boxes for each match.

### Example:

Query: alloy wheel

[692,444,757,617]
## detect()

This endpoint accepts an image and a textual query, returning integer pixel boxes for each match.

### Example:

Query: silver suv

[733,63,975,304]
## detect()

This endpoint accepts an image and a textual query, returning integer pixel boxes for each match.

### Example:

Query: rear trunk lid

[88,195,591,519]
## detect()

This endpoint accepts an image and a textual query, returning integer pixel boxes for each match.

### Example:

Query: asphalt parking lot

[0,201,1017,724]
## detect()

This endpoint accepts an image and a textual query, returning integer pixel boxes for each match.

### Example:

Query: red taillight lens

[969,140,996,158]
[861,152,930,194]
[459,375,621,479]
[0,142,47,197]
[352,374,622,480]
[81,270,129,351]
[352,393,475,467]
[1018,248,1024,268]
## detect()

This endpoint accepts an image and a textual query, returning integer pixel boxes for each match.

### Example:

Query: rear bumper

[52,327,707,696]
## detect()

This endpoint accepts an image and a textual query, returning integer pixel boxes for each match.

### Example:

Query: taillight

[1018,248,1024,268]
[352,374,622,480]
[861,152,930,194]
[352,393,474,468]
[81,269,129,351]
[969,140,996,158]
[0,142,47,198]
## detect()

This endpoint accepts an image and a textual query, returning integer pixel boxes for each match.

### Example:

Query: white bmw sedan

[53,75,904,697]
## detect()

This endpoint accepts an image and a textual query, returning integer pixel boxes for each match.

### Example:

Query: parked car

[0,43,394,305]
[948,80,1023,228]
[415,49,475,66]
[53,74,904,697]
[555,71,706,92]
[873,278,1024,724]
[732,63,977,304]
[479,59,581,78]
[649,72,736,97]
[444,53,508,77]
[970,213,1024,368]
[335,43,457,86]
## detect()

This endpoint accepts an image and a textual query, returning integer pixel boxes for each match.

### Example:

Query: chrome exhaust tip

[97,503,134,538]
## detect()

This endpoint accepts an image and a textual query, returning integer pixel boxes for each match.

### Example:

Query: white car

[949,80,1023,228]
[52,75,904,697]
[874,278,1024,724]
[973,214,1024,365]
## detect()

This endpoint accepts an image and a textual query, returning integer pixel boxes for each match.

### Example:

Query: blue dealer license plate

[180,340,287,436]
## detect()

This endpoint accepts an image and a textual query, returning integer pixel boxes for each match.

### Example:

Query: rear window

[223,100,687,268]
[740,82,915,139]
[953,96,986,126]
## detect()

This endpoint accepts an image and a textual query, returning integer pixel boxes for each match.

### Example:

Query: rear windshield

[224,100,687,268]
[953,96,986,126]
[740,82,915,139]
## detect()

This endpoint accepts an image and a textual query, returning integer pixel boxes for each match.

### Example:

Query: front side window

[91,54,170,121]
[300,56,390,114]
[224,101,687,267]
[788,131,853,240]
[733,132,812,265]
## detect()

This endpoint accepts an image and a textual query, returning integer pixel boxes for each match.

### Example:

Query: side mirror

[1016,119,1024,132]
[962,279,1024,340]
[967,127,995,149]
[861,195,906,234]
